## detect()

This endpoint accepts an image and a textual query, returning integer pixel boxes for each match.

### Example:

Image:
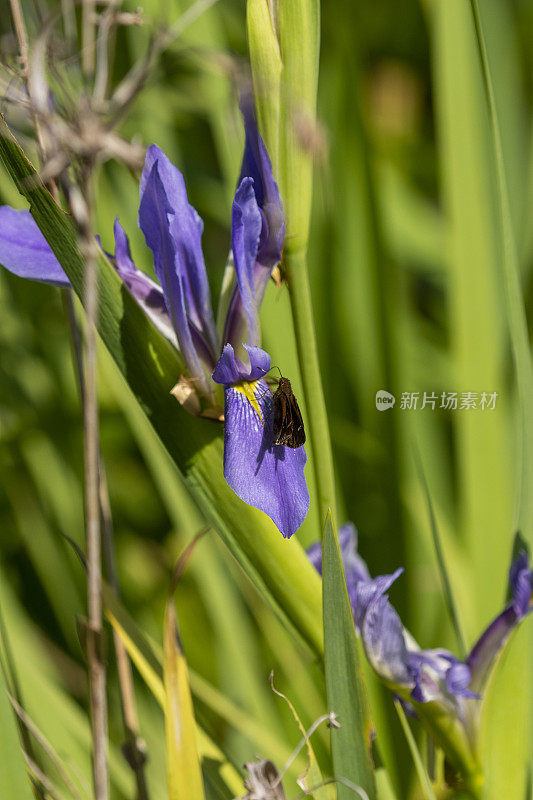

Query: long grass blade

[163,598,205,800]
[393,700,436,800]
[415,450,466,658]
[468,0,533,545]
[0,664,35,800]
[463,4,533,798]
[322,511,376,800]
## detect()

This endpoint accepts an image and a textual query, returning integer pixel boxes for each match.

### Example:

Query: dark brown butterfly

[271,377,306,449]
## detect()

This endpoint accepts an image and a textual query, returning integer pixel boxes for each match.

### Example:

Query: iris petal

[239,99,285,267]
[0,207,69,287]
[361,591,413,687]
[223,104,285,349]
[230,178,262,346]
[112,218,177,346]
[139,162,209,393]
[467,549,533,694]
[222,378,309,538]
[140,145,218,357]
[212,344,309,538]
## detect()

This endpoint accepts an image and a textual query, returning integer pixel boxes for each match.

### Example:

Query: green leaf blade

[163,600,205,800]
[0,670,35,800]
[393,700,436,800]
[322,512,376,800]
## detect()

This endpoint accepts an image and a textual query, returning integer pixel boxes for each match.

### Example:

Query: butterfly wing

[272,380,306,448]
[284,390,306,448]
[272,385,287,442]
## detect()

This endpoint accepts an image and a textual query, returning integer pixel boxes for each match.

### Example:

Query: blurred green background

[1,0,533,797]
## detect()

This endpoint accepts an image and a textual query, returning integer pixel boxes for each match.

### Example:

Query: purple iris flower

[466,548,533,695]
[212,343,309,538]
[0,107,309,538]
[308,525,475,713]
[309,524,533,733]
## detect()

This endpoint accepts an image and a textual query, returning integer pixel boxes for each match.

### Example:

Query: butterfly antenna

[257,364,283,380]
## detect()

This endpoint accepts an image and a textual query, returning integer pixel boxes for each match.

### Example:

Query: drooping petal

[139,161,211,395]
[0,207,69,286]
[212,344,308,538]
[112,219,177,346]
[223,103,285,349]
[360,585,414,688]
[445,661,478,699]
[244,344,272,380]
[212,343,270,385]
[222,380,309,538]
[140,145,219,357]
[467,549,533,694]
[229,178,262,346]
[239,99,285,267]
[211,342,243,385]
[351,568,416,690]
[113,217,137,272]
[353,569,403,629]
[408,650,478,705]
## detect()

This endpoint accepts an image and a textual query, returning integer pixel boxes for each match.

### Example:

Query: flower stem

[285,247,336,529]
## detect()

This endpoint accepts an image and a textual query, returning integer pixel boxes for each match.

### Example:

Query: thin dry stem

[8,0,49,161]
[8,0,30,78]
[82,0,96,78]
[70,171,108,800]
[92,1,117,105]
[114,629,149,800]
[93,1,142,106]
[64,293,150,799]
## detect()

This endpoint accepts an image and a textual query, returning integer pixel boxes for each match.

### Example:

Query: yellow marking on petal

[234,379,264,421]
